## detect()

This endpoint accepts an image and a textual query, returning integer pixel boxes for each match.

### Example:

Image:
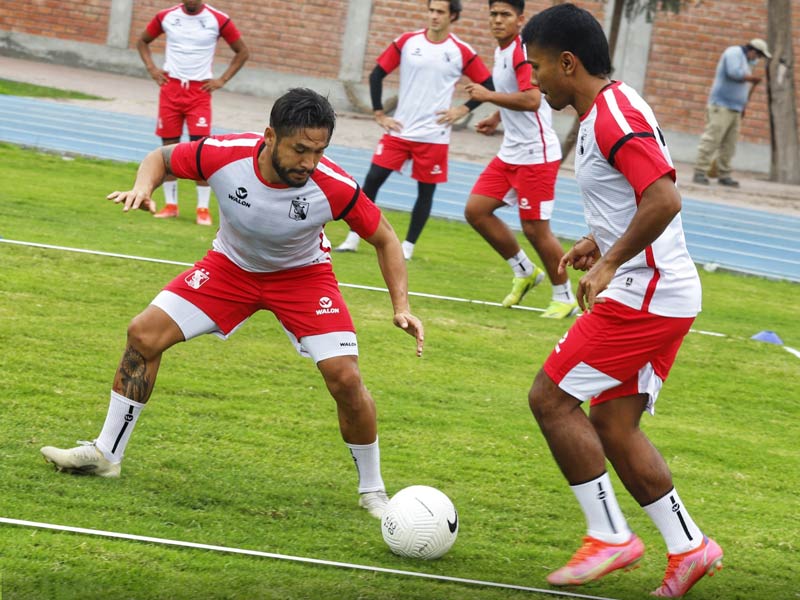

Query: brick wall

[2,0,109,44]
[3,0,798,146]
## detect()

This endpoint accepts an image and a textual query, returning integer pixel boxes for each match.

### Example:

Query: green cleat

[501,268,545,308]
[541,299,580,319]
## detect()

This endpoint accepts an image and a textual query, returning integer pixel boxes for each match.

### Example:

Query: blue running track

[1,94,798,282]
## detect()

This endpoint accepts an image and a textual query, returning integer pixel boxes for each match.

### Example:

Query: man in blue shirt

[693,39,770,187]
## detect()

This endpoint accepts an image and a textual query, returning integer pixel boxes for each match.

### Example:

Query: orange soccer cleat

[154,204,179,219]
[196,207,212,226]
[651,536,723,598]
[547,534,645,586]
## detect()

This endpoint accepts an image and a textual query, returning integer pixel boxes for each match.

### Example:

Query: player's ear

[264,127,276,148]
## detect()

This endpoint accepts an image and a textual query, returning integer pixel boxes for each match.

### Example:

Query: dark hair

[269,88,336,140]
[429,0,462,22]
[521,3,611,77]
[489,0,524,14]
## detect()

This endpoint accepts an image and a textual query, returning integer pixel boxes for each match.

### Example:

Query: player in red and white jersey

[137,1,249,226]
[41,89,424,521]
[335,0,493,260]
[462,0,577,318]
[522,5,722,597]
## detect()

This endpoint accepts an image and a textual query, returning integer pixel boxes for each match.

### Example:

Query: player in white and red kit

[41,89,424,521]
[335,0,493,260]
[522,5,722,597]
[463,0,577,318]
[137,0,249,226]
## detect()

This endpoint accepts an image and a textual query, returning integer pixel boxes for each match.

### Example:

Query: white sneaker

[401,241,414,261]
[335,232,361,252]
[41,440,121,477]
[359,490,389,518]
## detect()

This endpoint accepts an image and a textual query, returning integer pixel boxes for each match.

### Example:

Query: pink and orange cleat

[651,536,723,597]
[547,534,645,586]
[196,207,212,226]
[154,204,178,219]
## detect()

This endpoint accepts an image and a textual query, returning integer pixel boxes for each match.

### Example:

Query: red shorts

[371,134,448,183]
[163,250,354,339]
[470,157,560,220]
[156,78,212,139]
[543,299,694,412]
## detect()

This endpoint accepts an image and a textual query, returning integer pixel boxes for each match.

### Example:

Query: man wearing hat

[693,38,771,187]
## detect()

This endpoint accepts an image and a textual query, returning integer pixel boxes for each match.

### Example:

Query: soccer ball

[381,485,458,559]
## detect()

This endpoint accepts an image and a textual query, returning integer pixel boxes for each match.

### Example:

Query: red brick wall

[2,0,109,44]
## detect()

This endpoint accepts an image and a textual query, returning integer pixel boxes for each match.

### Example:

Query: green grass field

[1,142,798,599]
[0,79,104,100]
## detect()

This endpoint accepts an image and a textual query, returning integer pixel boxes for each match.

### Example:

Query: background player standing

[41,88,423,520]
[522,5,722,597]
[464,0,577,318]
[137,0,249,226]
[335,0,492,260]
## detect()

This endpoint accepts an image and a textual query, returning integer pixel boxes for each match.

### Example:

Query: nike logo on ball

[447,511,458,533]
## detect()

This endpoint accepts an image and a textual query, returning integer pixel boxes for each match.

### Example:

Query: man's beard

[272,151,312,188]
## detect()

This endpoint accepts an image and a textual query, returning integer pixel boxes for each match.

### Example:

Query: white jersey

[170,133,383,272]
[377,30,490,144]
[493,36,561,165]
[574,81,701,317]
[145,3,242,82]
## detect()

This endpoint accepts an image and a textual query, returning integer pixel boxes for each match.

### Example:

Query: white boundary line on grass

[0,517,621,600]
[3,238,798,359]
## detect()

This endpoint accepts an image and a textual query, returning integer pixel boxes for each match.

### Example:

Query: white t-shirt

[574,81,701,317]
[493,36,561,165]
[170,133,383,273]
[145,3,242,82]
[377,30,491,144]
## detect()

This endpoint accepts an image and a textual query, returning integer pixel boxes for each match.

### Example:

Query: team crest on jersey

[443,52,451,63]
[316,296,340,315]
[289,197,309,221]
[411,47,422,56]
[185,268,210,289]
[578,128,588,156]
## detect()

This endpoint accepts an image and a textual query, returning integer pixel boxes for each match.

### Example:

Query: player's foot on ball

[651,536,723,597]
[501,267,544,308]
[154,204,179,219]
[359,490,389,518]
[541,299,580,319]
[41,440,121,477]
[196,207,212,226]
[547,534,645,586]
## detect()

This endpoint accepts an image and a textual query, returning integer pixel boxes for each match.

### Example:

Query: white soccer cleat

[335,232,361,252]
[41,440,121,477]
[359,490,390,518]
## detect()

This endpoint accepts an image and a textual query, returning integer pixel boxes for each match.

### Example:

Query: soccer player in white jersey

[40,88,424,520]
[137,0,249,226]
[463,0,577,318]
[335,0,492,260]
[522,5,722,597]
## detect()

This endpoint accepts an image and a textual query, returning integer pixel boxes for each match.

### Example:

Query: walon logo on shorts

[430,164,442,175]
[185,268,210,289]
[316,296,340,315]
[195,117,209,128]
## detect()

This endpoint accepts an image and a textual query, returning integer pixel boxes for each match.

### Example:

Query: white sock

[196,185,211,209]
[571,472,632,544]
[401,240,414,260]
[346,438,385,493]
[94,391,144,463]
[162,180,178,206]
[507,250,535,278]
[552,282,576,304]
[643,488,704,554]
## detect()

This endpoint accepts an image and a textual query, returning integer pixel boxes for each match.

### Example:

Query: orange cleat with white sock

[547,534,645,586]
[651,536,723,597]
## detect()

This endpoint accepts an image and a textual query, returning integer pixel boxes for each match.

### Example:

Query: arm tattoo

[161,146,174,177]
[119,345,150,403]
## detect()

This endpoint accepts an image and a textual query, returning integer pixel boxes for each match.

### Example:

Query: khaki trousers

[694,104,741,177]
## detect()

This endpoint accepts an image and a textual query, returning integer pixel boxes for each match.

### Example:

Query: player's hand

[149,68,169,86]
[393,311,425,357]
[107,190,157,214]
[475,115,500,136]
[464,82,491,103]
[575,260,615,312]
[375,113,402,133]
[201,78,225,92]
[559,237,601,274]
[436,105,469,126]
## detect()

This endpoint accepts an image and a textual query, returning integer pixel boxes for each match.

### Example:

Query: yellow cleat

[501,268,544,308]
[541,299,579,319]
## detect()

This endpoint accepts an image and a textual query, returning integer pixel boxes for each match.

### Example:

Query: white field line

[4,238,797,359]
[0,517,621,600]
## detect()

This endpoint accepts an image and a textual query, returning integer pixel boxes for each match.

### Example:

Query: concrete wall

[2,0,798,173]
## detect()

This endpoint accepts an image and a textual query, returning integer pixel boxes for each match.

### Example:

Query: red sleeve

[512,41,534,92]
[376,32,415,74]
[342,189,382,238]
[594,95,675,197]
[144,13,165,38]
[216,17,242,44]
[316,157,382,238]
[170,140,203,180]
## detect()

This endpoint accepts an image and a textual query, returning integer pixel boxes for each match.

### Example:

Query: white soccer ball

[381,485,459,560]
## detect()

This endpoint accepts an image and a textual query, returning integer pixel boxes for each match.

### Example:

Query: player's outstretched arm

[106,146,174,214]
[365,215,425,357]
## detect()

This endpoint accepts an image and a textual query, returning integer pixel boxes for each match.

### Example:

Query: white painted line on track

[0,517,621,600]
[5,237,798,359]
